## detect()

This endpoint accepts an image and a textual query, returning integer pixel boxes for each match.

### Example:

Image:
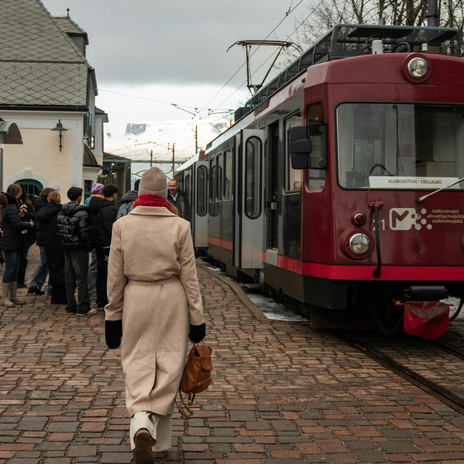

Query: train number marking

[372,219,386,231]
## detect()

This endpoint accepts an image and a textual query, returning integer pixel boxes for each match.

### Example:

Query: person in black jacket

[15,182,36,288]
[28,187,55,295]
[88,183,118,310]
[167,179,191,223]
[35,191,67,305]
[0,185,34,307]
[56,187,94,316]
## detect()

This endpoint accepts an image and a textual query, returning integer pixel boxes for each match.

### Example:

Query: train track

[334,332,464,415]
[432,337,464,361]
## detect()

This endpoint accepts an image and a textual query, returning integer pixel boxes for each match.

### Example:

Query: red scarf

[134,194,174,213]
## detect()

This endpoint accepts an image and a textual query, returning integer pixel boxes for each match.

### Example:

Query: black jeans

[64,249,90,314]
[17,235,33,285]
[96,247,110,308]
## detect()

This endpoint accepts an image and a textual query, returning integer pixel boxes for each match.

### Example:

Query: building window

[84,113,93,146]
[84,180,93,202]
[16,179,43,200]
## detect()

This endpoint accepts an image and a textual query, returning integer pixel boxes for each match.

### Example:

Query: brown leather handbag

[177,344,213,417]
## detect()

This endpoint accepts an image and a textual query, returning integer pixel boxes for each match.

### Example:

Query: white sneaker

[76,308,97,316]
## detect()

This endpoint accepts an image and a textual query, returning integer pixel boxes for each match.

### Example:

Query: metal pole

[150,150,153,167]
[195,126,198,154]
[0,147,3,192]
[172,143,175,176]
[427,0,439,26]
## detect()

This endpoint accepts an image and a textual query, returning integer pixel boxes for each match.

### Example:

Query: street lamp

[51,120,68,151]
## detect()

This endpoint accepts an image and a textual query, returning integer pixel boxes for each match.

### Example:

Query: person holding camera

[0,184,34,307]
[15,182,36,288]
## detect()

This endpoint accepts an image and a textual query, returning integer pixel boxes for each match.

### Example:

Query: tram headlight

[407,57,428,79]
[349,234,370,256]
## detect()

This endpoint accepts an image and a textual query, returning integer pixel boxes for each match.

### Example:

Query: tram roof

[235,23,462,122]
[175,152,200,174]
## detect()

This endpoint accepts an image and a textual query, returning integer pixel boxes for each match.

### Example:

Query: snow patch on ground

[243,292,309,323]
[200,261,309,322]
[441,297,463,319]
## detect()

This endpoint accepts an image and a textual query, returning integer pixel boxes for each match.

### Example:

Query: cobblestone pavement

[2,245,464,463]
[340,327,464,404]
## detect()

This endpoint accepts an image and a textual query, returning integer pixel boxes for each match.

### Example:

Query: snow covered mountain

[104,117,230,166]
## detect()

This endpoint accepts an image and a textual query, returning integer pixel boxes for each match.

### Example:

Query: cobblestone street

[2,245,464,463]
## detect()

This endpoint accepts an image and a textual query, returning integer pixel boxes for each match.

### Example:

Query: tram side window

[307,103,326,190]
[185,174,190,198]
[216,155,223,202]
[285,111,303,191]
[245,137,262,219]
[209,160,218,216]
[197,165,207,216]
[224,149,232,200]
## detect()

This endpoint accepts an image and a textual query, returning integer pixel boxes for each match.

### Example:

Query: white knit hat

[138,167,168,199]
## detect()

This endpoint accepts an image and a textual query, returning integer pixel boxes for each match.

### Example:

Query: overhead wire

[214,0,328,109]
[97,88,233,114]
[106,1,307,166]
[193,0,306,117]
[168,0,306,154]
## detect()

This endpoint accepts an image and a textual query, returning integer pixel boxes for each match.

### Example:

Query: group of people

[0,177,191,316]
[0,172,202,463]
[0,182,120,315]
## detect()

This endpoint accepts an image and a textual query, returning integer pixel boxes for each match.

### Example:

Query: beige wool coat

[105,206,204,417]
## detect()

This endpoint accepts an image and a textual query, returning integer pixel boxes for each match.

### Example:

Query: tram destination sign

[369,176,460,189]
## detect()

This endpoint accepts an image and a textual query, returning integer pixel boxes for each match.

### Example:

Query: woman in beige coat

[104,167,205,464]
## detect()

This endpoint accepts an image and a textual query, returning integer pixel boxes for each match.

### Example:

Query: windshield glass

[337,103,464,189]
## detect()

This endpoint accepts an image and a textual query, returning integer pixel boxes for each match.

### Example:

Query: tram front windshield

[337,103,464,189]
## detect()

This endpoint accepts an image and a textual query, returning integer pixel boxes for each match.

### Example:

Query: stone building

[0,0,107,198]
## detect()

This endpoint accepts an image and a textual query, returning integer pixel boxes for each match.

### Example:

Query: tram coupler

[403,286,448,301]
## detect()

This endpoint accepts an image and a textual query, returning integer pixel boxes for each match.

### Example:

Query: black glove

[105,320,122,349]
[189,323,206,343]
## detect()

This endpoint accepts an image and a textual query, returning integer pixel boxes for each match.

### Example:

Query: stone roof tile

[0,0,91,108]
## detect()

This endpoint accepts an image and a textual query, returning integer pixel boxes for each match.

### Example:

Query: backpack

[117,201,134,220]
[177,344,212,417]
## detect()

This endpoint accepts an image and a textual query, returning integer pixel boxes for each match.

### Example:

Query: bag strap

[176,388,194,418]
[176,342,197,418]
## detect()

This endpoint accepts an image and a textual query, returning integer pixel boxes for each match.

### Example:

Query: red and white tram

[177,24,464,331]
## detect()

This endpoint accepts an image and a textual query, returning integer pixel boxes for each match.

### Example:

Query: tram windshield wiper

[416,177,464,203]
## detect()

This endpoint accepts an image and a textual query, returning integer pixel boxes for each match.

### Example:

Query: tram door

[268,120,279,250]
[235,129,265,269]
[233,134,241,267]
[193,161,208,248]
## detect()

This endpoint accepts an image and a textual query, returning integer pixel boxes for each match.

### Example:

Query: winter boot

[9,282,26,305]
[1,283,14,307]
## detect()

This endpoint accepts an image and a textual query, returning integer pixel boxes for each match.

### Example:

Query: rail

[333,332,464,415]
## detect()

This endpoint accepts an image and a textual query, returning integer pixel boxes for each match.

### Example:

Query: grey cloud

[42,0,300,86]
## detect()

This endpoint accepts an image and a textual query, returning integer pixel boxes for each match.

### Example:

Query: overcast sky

[40,0,310,162]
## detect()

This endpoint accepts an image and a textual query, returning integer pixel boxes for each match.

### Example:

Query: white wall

[0,110,94,197]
